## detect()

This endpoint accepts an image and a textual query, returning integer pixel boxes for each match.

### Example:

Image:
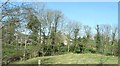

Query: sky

[0,0,119,2]
[46,2,118,28]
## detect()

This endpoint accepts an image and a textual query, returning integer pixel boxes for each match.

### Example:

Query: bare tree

[51,10,64,54]
[72,22,81,52]
[83,25,91,39]
[100,25,111,54]
[0,0,9,8]
[65,21,75,52]
[111,25,118,55]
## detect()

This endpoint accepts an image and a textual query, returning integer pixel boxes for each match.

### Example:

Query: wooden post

[38,60,41,66]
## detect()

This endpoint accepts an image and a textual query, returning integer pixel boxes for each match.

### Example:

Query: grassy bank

[12,53,118,64]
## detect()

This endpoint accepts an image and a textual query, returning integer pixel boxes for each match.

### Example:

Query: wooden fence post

[38,60,41,66]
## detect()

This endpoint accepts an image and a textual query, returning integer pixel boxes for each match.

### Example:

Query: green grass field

[12,53,118,64]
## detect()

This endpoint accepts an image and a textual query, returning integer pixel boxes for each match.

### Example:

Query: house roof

[55,32,69,43]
